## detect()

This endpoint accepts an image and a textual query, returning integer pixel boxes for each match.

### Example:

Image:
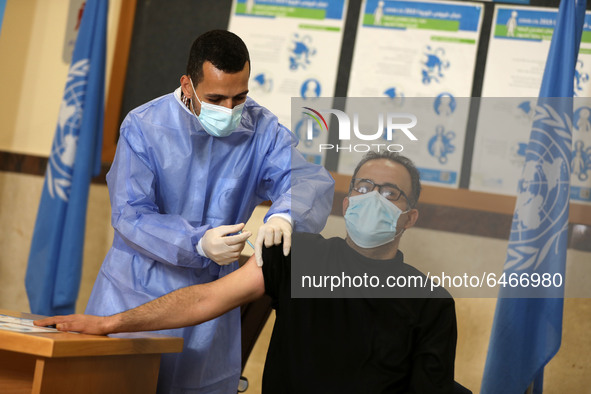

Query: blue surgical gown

[85,88,334,393]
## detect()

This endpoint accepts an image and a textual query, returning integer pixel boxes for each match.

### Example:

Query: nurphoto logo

[302,106,418,153]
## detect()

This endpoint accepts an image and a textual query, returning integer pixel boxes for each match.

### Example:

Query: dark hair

[350,151,422,208]
[186,30,250,85]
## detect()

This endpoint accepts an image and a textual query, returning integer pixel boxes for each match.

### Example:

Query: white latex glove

[201,223,252,265]
[255,216,292,267]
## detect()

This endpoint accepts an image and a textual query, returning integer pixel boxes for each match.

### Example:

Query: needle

[239,230,255,249]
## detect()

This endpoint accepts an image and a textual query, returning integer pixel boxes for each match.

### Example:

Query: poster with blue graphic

[347,0,483,98]
[340,0,483,188]
[229,0,347,165]
[481,6,591,98]
[471,6,591,204]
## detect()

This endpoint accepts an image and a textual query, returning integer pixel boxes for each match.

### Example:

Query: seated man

[36,152,457,393]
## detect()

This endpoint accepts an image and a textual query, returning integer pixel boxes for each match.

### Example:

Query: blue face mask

[189,78,244,137]
[344,191,409,249]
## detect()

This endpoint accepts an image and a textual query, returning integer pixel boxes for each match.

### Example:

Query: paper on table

[0,314,59,333]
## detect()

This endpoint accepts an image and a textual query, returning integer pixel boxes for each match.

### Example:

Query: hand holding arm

[254,216,291,267]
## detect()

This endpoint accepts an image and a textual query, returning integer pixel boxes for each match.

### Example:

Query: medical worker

[84,30,334,393]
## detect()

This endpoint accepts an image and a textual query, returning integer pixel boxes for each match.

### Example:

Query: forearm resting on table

[34,256,265,334]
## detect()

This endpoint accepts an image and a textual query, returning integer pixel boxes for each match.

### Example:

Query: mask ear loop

[188,77,201,117]
[394,208,413,238]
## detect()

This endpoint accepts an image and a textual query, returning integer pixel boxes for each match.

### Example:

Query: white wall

[0,0,122,155]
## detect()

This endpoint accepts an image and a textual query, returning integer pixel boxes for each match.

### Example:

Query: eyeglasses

[350,178,410,205]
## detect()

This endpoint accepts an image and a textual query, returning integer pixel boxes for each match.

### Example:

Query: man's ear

[403,208,419,230]
[342,196,349,216]
[180,75,193,99]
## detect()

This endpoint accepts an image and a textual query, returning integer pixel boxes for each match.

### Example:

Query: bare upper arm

[234,254,266,303]
[196,255,266,319]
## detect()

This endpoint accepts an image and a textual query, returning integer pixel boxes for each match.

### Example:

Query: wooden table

[0,309,183,394]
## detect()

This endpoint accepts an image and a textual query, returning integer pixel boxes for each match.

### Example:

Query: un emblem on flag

[47,59,90,202]
[506,103,571,272]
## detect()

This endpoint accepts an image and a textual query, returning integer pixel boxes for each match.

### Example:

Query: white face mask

[189,78,244,137]
[344,191,409,248]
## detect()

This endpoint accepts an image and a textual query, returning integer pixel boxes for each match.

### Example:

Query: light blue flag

[481,0,586,393]
[0,0,6,35]
[25,0,108,316]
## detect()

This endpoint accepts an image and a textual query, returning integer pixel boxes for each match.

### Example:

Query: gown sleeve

[107,123,210,269]
[258,122,334,233]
